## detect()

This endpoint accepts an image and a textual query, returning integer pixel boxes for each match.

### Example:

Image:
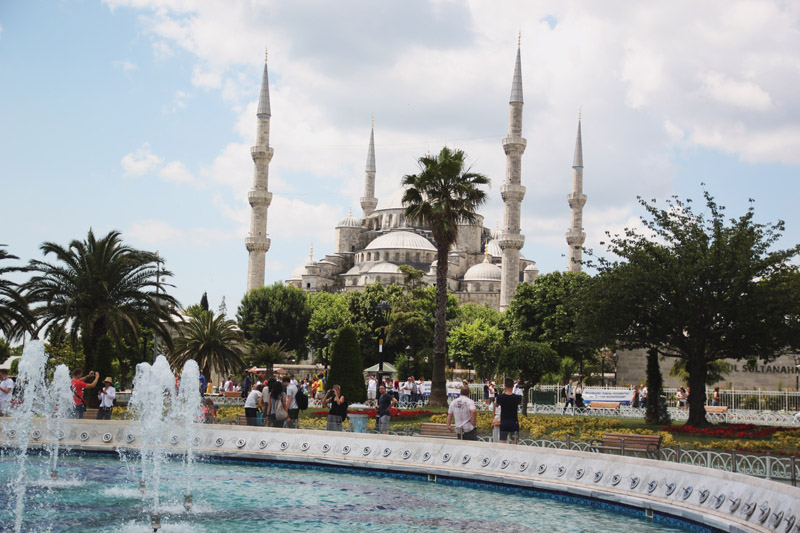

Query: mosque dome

[336,211,360,228]
[524,262,538,271]
[463,261,502,281]
[374,187,408,212]
[487,239,502,259]
[365,230,436,251]
[287,264,306,281]
[428,260,437,275]
[344,265,362,276]
[490,224,501,240]
[368,262,401,274]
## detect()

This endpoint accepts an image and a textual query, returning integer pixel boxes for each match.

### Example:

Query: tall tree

[645,348,670,425]
[498,339,559,416]
[447,318,503,380]
[237,282,311,353]
[585,191,800,426]
[25,230,178,383]
[200,292,209,311]
[170,310,246,380]
[402,146,489,406]
[327,325,367,404]
[0,245,34,340]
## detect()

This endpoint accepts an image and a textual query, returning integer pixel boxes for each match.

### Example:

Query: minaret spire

[246,49,274,292]
[566,111,587,272]
[360,118,378,216]
[499,40,528,311]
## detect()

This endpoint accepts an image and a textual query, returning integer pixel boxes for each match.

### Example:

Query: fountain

[168,359,202,512]
[45,364,72,480]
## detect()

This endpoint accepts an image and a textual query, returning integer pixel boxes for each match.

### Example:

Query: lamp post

[600,347,609,387]
[612,352,619,386]
[323,333,332,382]
[376,300,392,387]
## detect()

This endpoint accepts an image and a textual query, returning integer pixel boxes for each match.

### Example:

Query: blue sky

[1,1,799,316]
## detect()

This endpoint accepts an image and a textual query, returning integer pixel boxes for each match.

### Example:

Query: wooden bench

[84,408,99,419]
[591,433,662,458]
[705,405,729,414]
[419,422,459,439]
[588,402,620,410]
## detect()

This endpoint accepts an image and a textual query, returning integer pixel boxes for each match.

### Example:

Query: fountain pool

[0,452,695,532]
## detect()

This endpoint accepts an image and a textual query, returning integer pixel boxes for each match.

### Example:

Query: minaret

[566,112,586,272]
[360,117,378,216]
[245,49,274,292]
[499,37,527,311]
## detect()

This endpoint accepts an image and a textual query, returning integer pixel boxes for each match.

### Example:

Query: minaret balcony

[250,146,274,161]
[245,236,271,252]
[500,184,526,202]
[567,193,587,208]
[502,136,527,156]
[498,233,525,250]
[248,190,272,207]
[565,230,586,246]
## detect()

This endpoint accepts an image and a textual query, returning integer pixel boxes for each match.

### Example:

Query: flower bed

[310,408,434,419]
[661,423,786,439]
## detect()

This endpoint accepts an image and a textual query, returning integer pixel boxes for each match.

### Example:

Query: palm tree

[0,246,34,340]
[25,229,178,379]
[402,146,489,406]
[170,310,246,380]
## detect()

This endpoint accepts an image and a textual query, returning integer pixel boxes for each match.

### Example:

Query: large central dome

[373,187,407,212]
[365,230,436,251]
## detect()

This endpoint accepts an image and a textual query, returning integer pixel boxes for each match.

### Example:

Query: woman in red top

[71,369,99,419]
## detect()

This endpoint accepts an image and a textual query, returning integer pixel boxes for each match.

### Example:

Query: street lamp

[612,352,619,386]
[323,333,332,382]
[376,300,392,386]
[600,347,609,387]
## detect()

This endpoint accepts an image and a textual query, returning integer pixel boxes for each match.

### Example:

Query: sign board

[582,388,635,406]
[417,381,463,398]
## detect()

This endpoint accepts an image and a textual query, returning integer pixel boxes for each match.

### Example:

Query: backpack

[295,388,309,410]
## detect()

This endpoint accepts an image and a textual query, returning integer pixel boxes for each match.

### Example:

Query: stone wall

[616,349,800,390]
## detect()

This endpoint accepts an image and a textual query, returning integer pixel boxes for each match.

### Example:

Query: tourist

[266,380,289,428]
[483,379,489,403]
[283,376,299,428]
[575,380,584,409]
[641,385,648,404]
[241,370,252,399]
[392,378,400,401]
[366,375,377,407]
[676,387,686,409]
[202,397,217,423]
[0,369,13,416]
[97,377,116,420]
[244,383,263,426]
[409,376,419,406]
[400,377,412,406]
[447,385,478,440]
[199,373,206,398]
[71,369,99,419]
[377,384,397,434]
[562,379,575,414]
[632,384,640,408]
[487,381,496,407]
[322,384,347,431]
[712,387,720,407]
[494,377,521,443]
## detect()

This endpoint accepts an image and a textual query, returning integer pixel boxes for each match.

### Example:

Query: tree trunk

[686,354,709,427]
[521,385,530,417]
[428,246,450,407]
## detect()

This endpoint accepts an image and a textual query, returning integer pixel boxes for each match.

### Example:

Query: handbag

[275,395,288,421]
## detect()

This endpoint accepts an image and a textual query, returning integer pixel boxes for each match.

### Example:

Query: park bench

[588,402,620,410]
[418,422,459,439]
[705,405,728,414]
[84,409,99,419]
[591,432,662,458]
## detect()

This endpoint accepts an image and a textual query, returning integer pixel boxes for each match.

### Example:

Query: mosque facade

[246,45,586,310]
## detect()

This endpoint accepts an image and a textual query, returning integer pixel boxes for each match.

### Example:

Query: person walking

[71,369,99,419]
[241,370,252,399]
[0,369,14,416]
[266,380,289,428]
[574,380,584,410]
[366,375,377,407]
[562,379,574,414]
[377,384,397,434]
[447,385,478,440]
[494,377,521,443]
[97,377,116,420]
[244,384,263,426]
[322,384,347,431]
[284,376,299,428]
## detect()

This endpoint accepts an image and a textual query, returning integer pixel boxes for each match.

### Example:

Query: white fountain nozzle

[184,493,193,511]
[151,513,161,531]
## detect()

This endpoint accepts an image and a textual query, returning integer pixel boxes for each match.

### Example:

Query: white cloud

[113,59,138,73]
[127,219,236,247]
[121,143,163,177]
[700,71,773,111]
[158,161,195,183]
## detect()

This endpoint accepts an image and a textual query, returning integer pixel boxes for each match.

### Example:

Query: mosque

[245,45,587,311]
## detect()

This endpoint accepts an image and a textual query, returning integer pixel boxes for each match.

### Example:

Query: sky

[1,0,799,315]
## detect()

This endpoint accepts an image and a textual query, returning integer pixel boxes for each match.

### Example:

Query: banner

[417,381,463,397]
[582,388,635,406]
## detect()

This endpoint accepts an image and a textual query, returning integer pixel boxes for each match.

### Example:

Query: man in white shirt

[284,376,299,428]
[400,378,412,406]
[447,386,477,440]
[366,375,377,407]
[97,377,116,420]
[0,369,14,416]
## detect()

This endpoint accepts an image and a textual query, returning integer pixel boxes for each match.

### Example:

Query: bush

[327,325,367,404]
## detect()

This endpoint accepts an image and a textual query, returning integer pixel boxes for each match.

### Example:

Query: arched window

[416,252,420,262]
[394,252,400,261]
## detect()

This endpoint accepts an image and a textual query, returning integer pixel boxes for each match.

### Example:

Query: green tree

[248,341,289,376]
[25,229,178,386]
[452,302,501,329]
[402,146,489,406]
[668,359,732,386]
[170,310,246,380]
[306,292,352,354]
[237,283,311,353]
[447,318,503,380]
[327,325,367,404]
[645,348,670,425]
[585,191,800,426]
[505,271,599,377]
[498,340,559,416]
[0,245,34,340]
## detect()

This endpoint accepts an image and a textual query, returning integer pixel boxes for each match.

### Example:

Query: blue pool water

[0,454,706,532]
